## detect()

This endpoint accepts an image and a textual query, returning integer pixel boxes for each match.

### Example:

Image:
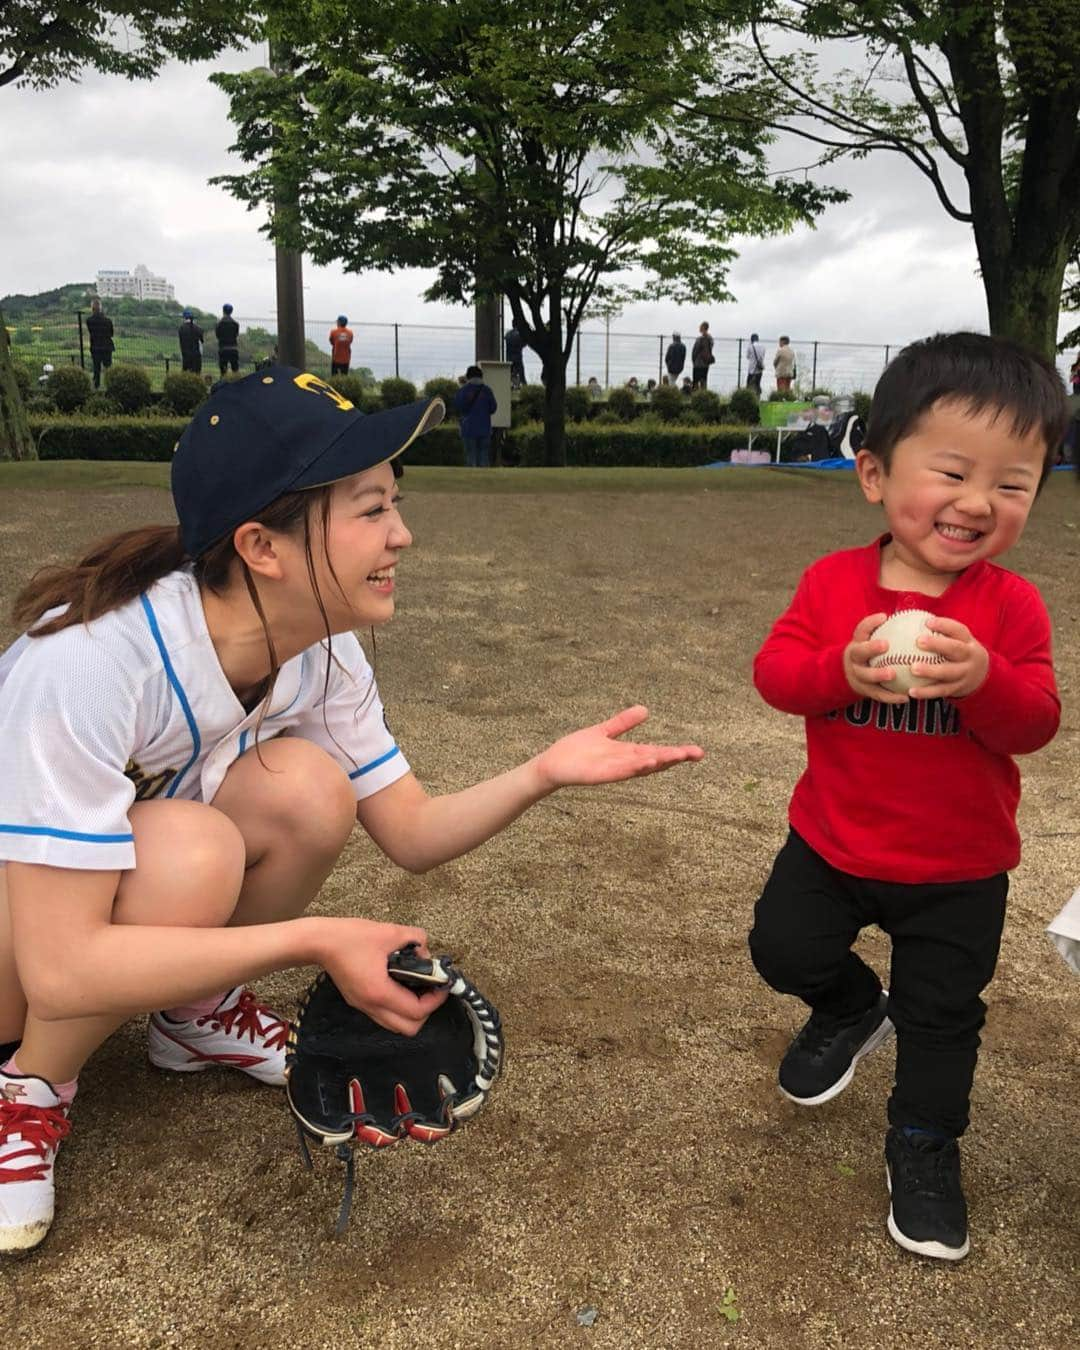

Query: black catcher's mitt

[286,944,503,1231]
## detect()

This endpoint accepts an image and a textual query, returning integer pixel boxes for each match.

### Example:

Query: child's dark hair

[866,332,1068,484]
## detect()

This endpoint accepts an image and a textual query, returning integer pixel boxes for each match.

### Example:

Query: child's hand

[843,612,910,704]
[906,617,989,700]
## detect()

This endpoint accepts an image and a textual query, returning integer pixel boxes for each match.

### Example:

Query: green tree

[0,3,257,459]
[746,1,1080,359]
[213,0,842,463]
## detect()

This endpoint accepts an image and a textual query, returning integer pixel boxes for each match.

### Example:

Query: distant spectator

[85,298,114,390]
[773,335,796,395]
[215,303,240,375]
[178,309,204,374]
[587,377,603,399]
[665,332,686,382]
[646,378,657,395]
[627,377,640,392]
[453,364,498,467]
[505,325,526,388]
[691,321,715,389]
[1071,350,1080,395]
[660,375,671,387]
[457,373,467,386]
[680,376,693,395]
[746,331,766,394]
[38,362,54,388]
[329,315,353,375]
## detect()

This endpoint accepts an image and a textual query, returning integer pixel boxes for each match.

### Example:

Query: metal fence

[7,311,1077,396]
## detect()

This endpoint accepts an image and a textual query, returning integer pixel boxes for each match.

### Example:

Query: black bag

[780,423,831,461]
[827,411,866,458]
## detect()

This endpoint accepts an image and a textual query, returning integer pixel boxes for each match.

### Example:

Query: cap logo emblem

[293,371,354,411]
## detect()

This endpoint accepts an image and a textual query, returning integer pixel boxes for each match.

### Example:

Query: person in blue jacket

[453,364,498,467]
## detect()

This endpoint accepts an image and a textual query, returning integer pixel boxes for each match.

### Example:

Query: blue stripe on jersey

[140,593,201,798]
[348,745,400,780]
[0,823,134,844]
[239,729,249,756]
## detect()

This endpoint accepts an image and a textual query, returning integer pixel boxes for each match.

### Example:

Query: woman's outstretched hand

[531,705,704,791]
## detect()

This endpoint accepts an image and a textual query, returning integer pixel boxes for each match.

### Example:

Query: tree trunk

[542,285,567,466]
[0,307,36,461]
[986,249,1072,359]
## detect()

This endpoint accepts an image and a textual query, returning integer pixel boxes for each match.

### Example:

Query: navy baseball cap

[171,365,444,558]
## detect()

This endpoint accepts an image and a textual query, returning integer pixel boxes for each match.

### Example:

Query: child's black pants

[749,829,1007,1137]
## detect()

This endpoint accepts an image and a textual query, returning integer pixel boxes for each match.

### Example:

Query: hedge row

[28,417,766,467]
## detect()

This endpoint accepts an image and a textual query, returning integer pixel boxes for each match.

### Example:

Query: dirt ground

[0,467,1077,1349]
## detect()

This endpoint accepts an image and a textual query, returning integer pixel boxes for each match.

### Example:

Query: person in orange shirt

[329,316,354,375]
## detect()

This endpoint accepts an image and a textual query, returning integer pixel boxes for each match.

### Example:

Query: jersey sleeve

[293,633,410,800]
[0,625,141,870]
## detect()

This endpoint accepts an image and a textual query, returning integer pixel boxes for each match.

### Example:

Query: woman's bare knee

[114,801,246,927]
[214,738,355,862]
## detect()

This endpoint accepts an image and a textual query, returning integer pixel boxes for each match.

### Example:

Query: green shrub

[46,365,92,412]
[808,387,835,400]
[328,374,371,407]
[162,371,208,416]
[11,362,33,398]
[727,386,761,425]
[104,363,153,413]
[31,415,188,461]
[379,376,418,408]
[852,390,873,422]
[26,393,56,414]
[594,409,621,425]
[689,388,724,424]
[564,385,593,422]
[27,414,763,469]
[650,384,684,423]
[767,389,787,402]
[514,384,547,422]
[84,392,122,418]
[422,376,461,407]
[606,386,638,421]
[357,387,384,414]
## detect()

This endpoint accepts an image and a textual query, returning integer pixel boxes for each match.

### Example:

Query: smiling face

[306,462,412,629]
[856,398,1048,594]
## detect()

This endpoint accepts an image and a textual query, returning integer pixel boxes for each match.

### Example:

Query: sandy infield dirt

[0,467,1077,1349]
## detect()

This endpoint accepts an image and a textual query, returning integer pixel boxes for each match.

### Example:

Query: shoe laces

[0,1099,71,1184]
[896,1135,958,1197]
[795,1012,845,1060]
[202,989,288,1050]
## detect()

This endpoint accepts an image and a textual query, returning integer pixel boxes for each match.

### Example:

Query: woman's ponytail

[13,525,188,637]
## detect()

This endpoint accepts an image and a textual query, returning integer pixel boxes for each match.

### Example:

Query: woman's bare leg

[7,739,356,1083]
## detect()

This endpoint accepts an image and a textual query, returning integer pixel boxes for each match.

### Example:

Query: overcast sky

[1,43,1074,363]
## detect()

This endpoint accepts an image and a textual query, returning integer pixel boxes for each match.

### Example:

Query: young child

[749,332,1068,1261]
[0,367,703,1254]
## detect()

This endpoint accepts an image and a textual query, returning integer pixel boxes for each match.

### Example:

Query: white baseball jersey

[0,568,409,871]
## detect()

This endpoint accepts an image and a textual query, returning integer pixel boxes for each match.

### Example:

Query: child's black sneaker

[885,1126,969,1261]
[778,992,893,1106]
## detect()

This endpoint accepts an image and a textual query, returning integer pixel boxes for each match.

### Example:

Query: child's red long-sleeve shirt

[753,538,1059,884]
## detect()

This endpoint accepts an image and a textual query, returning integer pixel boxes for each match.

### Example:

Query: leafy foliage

[213,1,843,460]
[564,385,593,422]
[422,377,462,407]
[650,383,685,423]
[0,4,256,90]
[104,363,153,413]
[46,365,91,412]
[727,385,761,424]
[379,376,419,408]
[752,2,1080,354]
[606,387,639,422]
[689,388,724,424]
[162,371,208,416]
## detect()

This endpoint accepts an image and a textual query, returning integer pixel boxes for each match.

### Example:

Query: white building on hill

[96,264,175,302]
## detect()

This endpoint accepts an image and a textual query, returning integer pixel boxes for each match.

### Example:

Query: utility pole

[269,39,306,369]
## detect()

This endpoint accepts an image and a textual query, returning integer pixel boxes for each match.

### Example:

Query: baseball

[868,609,947,694]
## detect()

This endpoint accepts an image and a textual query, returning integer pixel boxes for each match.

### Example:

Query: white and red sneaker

[148,987,289,1087]
[0,1069,71,1254]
